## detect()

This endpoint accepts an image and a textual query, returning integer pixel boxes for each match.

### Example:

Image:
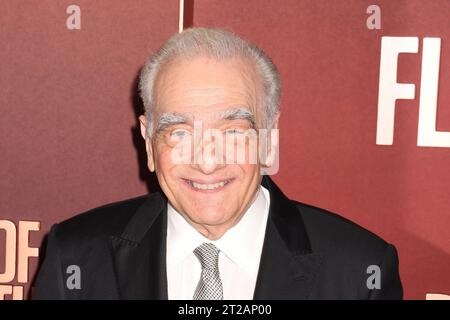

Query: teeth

[189,180,228,190]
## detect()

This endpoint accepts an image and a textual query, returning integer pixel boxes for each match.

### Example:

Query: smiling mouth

[183,179,232,191]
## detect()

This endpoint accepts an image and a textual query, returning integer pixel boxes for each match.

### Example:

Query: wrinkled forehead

[153,56,263,118]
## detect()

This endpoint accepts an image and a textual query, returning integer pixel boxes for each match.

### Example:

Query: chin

[189,209,231,226]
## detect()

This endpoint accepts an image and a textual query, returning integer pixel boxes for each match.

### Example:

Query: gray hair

[139,27,281,136]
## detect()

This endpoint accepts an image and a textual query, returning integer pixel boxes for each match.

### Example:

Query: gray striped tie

[193,243,223,300]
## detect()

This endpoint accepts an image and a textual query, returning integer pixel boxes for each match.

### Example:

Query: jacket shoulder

[54,194,150,245]
[292,201,402,299]
[295,201,390,256]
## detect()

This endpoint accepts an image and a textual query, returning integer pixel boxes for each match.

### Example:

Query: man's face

[140,56,272,239]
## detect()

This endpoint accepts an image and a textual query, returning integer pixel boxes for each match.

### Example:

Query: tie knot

[194,243,220,270]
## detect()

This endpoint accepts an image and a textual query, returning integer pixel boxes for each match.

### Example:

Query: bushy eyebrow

[156,113,189,134]
[155,107,256,134]
[220,108,256,128]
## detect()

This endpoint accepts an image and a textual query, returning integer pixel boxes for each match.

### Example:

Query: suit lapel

[109,192,168,299]
[253,176,323,299]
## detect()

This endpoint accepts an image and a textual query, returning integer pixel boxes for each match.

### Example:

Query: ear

[139,115,155,172]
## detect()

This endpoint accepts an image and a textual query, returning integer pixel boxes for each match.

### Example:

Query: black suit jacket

[34,177,403,299]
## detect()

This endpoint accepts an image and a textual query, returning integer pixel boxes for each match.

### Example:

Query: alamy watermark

[166,121,279,175]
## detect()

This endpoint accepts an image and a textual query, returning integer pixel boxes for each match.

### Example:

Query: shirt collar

[166,185,270,278]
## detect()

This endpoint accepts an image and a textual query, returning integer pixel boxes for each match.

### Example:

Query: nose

[192,139,225,174]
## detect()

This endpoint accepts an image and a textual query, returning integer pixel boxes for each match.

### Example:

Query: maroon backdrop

[1,0,449,299]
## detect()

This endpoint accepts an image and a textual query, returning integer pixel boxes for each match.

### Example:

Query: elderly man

[35,28,402,300]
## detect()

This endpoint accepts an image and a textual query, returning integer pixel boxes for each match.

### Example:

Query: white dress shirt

[166,185,270,300]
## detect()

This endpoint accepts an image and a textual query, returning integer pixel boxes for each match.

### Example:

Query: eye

[166,129,192,146]
[225,128,246,136]
[168,129,192,142]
